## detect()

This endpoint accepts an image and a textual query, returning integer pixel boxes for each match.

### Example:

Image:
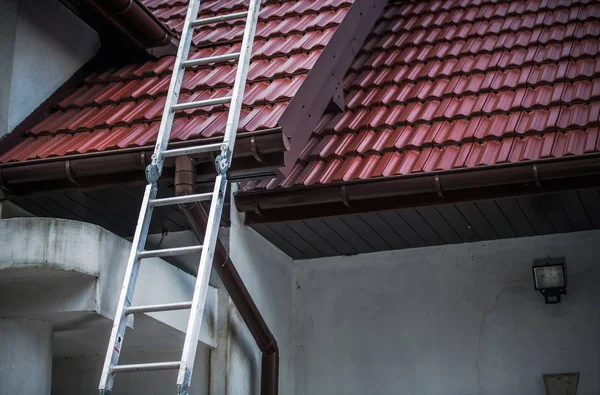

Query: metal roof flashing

[278,0,388,177]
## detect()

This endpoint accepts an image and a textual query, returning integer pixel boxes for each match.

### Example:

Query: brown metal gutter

[87,0,175,51]
[0,130,287,196]
[235,154,600,224]
[174,157,279,395]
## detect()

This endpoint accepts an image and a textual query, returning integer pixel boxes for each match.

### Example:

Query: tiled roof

[245,0,600,191]
[0,0,351,163]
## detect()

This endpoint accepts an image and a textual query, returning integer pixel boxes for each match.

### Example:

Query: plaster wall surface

[142,203,297,395]
[52,346,210,395]
[0,0,100,136]
[0,319,53,395]
[0,217,217,345]
[293,230,600,395]
[0,218,215,394]
[227,185,296,395]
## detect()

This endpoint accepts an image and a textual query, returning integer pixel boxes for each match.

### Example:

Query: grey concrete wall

[0,319,53,395]
[293,230,600,395]
[0,0,100,136]
[228,185,296,395]
[52,347,210,395]
[0,218,216,394]
[125,210,296,395]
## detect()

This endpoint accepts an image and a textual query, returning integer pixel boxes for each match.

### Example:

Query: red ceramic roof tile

[241,0,600,191]
[1,0,352,164]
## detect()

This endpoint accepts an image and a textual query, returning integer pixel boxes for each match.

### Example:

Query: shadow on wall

[227,300,259,395]
[478,271,599,395]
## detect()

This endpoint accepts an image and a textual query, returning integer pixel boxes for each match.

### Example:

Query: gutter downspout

[174,156,279,395]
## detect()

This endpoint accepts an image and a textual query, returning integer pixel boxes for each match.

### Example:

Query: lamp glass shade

[533,265,565,290]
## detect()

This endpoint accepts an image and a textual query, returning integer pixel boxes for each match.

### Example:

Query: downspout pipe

[174,156,279,395]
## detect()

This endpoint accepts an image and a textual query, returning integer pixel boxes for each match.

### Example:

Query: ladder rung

[162,143,224,158]
[126,301,193,314]
[150,193,213,207]
[192,11,248,26]
[137,245,203,259]
[171,96,231,111]
[111,361,181,373]
[182,52,240,68]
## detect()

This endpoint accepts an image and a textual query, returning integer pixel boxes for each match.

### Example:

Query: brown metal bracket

[252,198,264,217]
[65,161,82,186]
[0,168,10,197]
[341,185,352,208]
[532,164,542,188]
[434,174,444,198]
[140,151,148,169]
[251,136,267,165]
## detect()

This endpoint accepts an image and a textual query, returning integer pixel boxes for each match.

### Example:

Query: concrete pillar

[0,319,53,395]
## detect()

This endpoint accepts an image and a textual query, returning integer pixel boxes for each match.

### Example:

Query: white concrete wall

[228,186,296,395]
[1,0,100,136]
[293,230,600,395]
[52,347,210,395]
[0,319,53,395]
[0,218,216,394]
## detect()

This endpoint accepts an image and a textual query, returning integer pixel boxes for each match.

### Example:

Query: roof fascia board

[235,154,600,223]
[0,129,287,197]
[277,0,388,177]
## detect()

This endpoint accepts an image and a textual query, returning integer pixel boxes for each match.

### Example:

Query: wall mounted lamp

[533,260,567,304]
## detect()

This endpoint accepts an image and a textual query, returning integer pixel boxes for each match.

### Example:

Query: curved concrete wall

[0,217,119,276]
[0,217,217,344]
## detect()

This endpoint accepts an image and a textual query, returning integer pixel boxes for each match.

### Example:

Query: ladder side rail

[98,184,157,393]
[215,0,262,174]
[177,1,262,392]
[176,175,228,393]
[146,0,204,184]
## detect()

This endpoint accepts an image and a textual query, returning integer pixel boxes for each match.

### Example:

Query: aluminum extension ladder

[98,0,261,393]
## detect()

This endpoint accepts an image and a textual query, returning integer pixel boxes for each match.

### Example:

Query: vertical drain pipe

[174,157,279,395]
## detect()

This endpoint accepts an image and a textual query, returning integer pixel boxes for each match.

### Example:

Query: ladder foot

[177,384,190,395]
[177,368,192,395]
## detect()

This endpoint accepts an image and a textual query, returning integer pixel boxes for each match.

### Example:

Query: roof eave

[235,154,600,224]
[0,128,288,197]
